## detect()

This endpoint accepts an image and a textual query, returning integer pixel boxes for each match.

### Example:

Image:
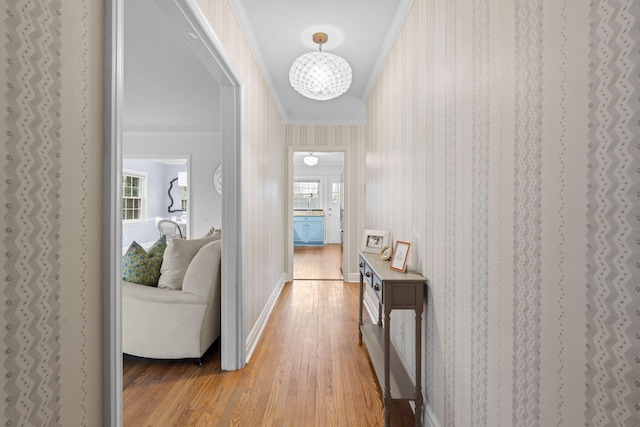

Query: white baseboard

[424,404,440,427]
[345,272,359,283]
[245,273,286,362]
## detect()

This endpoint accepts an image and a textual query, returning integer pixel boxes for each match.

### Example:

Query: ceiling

[231,0,412,124]
[124,0,221,133]
[123,0,412,131]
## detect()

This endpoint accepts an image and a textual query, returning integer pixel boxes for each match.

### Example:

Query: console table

[358,251,427,427]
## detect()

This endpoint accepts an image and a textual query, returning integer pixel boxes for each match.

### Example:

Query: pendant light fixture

[289,32,352,101]
[303,153,319,166]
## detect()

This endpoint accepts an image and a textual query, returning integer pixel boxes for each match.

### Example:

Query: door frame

[287,147,350,280]
[104,1,245,425]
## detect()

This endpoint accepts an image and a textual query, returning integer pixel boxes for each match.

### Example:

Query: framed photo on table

[390,241,411,272]
[361,229,390,254]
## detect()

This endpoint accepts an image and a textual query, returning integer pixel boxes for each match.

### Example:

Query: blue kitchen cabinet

[293,215,324,246]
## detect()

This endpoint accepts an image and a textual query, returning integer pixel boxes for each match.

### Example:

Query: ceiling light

[289,32,352,101]
[303,153,318,166]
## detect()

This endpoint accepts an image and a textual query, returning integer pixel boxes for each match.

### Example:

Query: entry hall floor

[123,280,415,426]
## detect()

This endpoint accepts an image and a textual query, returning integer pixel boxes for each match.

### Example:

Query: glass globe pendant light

[289,32,352,101]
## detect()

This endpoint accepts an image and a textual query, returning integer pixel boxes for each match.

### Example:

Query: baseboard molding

[345,272,359,283]
[424,404,440,427]
[245,273,286,362]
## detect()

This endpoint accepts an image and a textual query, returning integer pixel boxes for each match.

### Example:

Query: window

[123,170,147,222]
[181,186,187,210]
[294,181,320,209]
[331,182,342,203]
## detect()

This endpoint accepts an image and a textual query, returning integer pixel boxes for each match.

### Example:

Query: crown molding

[362,0,414,100]
[227,0,288,122]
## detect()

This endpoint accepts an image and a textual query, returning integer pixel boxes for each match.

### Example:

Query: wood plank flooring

[293,244,343,280]
[123,246,415,426]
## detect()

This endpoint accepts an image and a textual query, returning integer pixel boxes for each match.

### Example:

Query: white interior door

[325,176,342,244]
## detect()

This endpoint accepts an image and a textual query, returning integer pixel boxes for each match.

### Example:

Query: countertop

[293,210,325,217]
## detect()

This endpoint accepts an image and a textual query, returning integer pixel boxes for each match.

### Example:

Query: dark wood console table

[358,251,427,427]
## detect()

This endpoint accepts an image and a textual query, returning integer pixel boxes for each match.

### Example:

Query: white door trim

[104,1,245,425]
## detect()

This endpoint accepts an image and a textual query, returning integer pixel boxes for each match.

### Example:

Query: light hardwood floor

[123,247,415,426]
[293,243,343,280]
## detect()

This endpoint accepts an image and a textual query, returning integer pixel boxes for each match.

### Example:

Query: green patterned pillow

[147,235,167,258]
[122,237,166,286]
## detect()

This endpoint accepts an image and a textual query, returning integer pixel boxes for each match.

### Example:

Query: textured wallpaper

[195,0,286,339]
[2,0,104,425]
[585,0,640,425]
[367,0,639,426]
[2,1,64,424]
[284,125,365,281]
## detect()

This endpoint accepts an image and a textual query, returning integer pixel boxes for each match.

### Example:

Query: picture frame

[361,229,390,254]
[390,240,411,272]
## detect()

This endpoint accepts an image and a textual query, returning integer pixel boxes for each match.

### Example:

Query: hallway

[293,243,343,280]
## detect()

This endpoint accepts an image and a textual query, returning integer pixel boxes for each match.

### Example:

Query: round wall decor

[214,164,222,196]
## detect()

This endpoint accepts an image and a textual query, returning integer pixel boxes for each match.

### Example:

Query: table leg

[384,309,391,427]
[358,273,363,344]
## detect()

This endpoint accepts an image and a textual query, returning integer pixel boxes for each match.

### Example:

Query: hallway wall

[1,1,105,425]
[195,0,286,342]
[366,0,639,426]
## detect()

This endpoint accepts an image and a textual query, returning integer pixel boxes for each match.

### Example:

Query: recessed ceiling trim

[227,0,288,119]
[362,0,414,100]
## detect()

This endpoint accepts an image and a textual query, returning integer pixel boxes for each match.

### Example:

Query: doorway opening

[105,0,244,425]
[289,150,347,281]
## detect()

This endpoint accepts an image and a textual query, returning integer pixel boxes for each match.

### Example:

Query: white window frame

[293,179,321,209]
[122,168,147,224]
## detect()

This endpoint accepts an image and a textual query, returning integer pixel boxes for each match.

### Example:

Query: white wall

[123,132,222,239]
[366,0,639,426]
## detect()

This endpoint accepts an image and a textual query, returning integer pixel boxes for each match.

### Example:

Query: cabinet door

[293,218,306,245]
[306,218,324,244]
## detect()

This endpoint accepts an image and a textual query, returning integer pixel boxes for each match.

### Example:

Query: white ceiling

[123,0,412,131]
[232,0,412,124]
[124,0,221,133]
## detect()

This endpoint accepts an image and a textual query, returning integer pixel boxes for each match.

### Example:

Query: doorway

[105,0,244,425]
[289,149,348,281]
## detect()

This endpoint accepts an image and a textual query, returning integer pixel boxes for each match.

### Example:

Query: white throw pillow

[182,240,221,297]
[158,235,219,290]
